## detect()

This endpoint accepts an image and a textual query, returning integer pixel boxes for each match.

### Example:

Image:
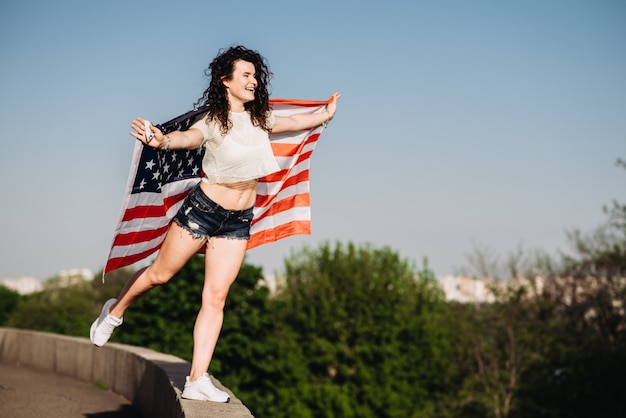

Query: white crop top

[190,111,280,184]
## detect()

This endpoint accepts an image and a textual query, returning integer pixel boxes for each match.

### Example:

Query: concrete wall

[0,328,254,418]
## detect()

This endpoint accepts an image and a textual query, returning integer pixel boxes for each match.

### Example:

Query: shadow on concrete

[85,405,142,418]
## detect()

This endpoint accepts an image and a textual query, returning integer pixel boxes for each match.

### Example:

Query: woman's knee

[201,287,230,311]
[143,267,173,286]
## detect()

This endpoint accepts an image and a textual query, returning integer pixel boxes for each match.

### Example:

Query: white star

[145,159,156,170]
[139,179,146,189]
[152,170,160,180]
[192,166,199,175]
[163,163,170,173]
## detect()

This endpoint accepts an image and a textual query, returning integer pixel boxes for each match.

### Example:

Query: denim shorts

[172,184,253,240]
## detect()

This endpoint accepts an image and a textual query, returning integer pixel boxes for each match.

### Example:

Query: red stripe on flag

[112,224,170,247]
[252,193,311,227]
[105,246,162,274]
[262,151,313,183]
[269,98,328,107]
[247,220,311,249]
[270,133,319,157]
[121,191,190,221]
[255,170,310,208]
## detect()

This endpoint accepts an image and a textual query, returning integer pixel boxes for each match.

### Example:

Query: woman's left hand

[326,92,341,120]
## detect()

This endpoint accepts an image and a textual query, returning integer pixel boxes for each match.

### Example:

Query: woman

[90,45,340,402]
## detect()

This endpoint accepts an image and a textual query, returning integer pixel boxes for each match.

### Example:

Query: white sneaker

[90,298,123,347]
[181,373,230,402]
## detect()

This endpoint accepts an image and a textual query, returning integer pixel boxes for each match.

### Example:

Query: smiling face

[223,60,257,112]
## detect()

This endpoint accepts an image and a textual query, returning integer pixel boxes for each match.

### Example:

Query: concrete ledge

[0,327,254,418]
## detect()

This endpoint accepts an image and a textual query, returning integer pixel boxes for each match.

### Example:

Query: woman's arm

[271,92,341,134]
[130,117,205,150]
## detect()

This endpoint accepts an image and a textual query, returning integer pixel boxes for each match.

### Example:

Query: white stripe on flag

[252,206,312,234]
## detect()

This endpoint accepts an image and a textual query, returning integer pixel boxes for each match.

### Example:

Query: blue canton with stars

[132,146,205,194]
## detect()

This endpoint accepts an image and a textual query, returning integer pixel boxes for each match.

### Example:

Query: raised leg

[109,222,207,318]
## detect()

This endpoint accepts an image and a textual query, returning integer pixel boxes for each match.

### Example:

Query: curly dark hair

[195,45,273,135]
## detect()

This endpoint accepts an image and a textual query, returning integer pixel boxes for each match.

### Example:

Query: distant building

[1,268,94,295]
[58,268,94,282]
[437,275,496,303]
[0,277,43,294]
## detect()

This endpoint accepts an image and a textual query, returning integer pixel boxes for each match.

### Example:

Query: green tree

[7,276,95,336]
[94,266,137,304]
[538,158,626,417]
[270,242,454,418]
[452,158,626,418]
[563,158,626,278]
[0,285,20,325]
[451,287,553,418]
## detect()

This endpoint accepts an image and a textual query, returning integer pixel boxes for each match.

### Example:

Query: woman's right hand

[130,117,165,148]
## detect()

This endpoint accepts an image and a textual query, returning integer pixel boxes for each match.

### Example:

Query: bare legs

[108,222,248,382]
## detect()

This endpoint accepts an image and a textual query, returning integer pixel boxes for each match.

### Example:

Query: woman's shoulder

[191,114,220,141]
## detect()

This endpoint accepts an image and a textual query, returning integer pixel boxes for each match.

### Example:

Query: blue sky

[1,0,624,281]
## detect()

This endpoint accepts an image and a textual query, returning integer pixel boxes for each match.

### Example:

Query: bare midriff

[200,180,258,211]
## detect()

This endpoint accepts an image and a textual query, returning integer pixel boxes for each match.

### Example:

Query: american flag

[104,98,330,275]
